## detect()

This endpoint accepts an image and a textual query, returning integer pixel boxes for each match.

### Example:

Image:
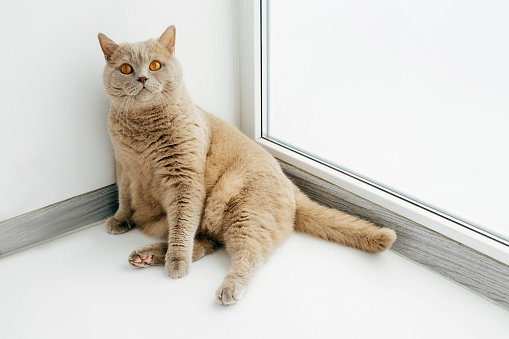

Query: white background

[267,0,509,240]
[0,0,236,221]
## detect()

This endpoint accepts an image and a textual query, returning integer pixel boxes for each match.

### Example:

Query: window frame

[237,0,509,266]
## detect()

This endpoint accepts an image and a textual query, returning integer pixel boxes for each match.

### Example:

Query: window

[267,0,509,243]
[238,0,509,267]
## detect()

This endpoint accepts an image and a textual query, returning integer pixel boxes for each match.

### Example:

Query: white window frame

[236,0,509,266]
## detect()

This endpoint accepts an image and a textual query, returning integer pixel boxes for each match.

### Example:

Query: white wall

[0,0,236,221]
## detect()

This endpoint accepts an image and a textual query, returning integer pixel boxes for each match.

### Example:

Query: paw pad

[129,254,153,267]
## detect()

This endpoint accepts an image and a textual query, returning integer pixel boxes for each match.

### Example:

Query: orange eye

[149,61,161,71]
[120,64,132,74]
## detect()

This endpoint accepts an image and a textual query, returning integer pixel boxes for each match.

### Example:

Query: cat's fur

[98,26,396,305]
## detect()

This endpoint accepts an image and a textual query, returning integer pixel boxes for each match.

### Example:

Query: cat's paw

[128,242,167,268]
[129,253,154,268]
[106,217,132,234]
[216,280,247,306]
[165,258,190,279]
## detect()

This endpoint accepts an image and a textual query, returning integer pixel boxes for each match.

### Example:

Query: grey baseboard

[0,184,118,259]
[2,166,508,310]
[279,161,509,310]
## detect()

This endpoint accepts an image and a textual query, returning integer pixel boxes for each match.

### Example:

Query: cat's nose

[137,76,148,84]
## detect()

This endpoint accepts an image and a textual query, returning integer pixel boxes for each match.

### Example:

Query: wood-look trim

[1,164,508,310]
[280,161,509,310]
[0,184,118,259]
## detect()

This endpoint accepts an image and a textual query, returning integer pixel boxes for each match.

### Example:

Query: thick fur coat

[98,26,396,305]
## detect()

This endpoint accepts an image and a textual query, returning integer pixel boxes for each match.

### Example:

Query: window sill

[259,137,509,309]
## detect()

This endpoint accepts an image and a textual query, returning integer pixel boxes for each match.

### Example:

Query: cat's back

[202,109,293,198]
[203,110,279,174]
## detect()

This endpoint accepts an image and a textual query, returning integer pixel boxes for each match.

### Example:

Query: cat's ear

[158,25,176,54]
[98,33,119,61]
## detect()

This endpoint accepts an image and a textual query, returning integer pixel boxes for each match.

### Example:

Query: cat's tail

[293,185,396,253]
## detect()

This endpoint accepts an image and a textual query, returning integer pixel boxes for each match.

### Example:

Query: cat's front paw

[106,216,132,234]
[165,257,190,279]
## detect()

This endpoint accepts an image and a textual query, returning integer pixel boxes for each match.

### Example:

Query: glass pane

[266,0,509,241]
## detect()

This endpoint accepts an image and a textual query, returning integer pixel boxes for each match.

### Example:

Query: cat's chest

[109,126,149,155]
[110,121,202,174]
[111,128,170,199]
[109,118,170,158]
[108,110,208,180]
[111,133,168,183]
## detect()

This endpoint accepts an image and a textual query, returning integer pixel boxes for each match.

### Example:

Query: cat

[98,25,396,306]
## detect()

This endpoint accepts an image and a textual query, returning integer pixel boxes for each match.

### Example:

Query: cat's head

[98,26,182,108]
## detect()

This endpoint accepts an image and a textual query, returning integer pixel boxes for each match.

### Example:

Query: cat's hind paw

[129,253,154,268]
[128,243,167,268]
[216,281,247,306]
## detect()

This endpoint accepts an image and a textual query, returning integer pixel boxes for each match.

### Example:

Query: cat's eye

[120,64,132,74]
[149,61,161,71]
